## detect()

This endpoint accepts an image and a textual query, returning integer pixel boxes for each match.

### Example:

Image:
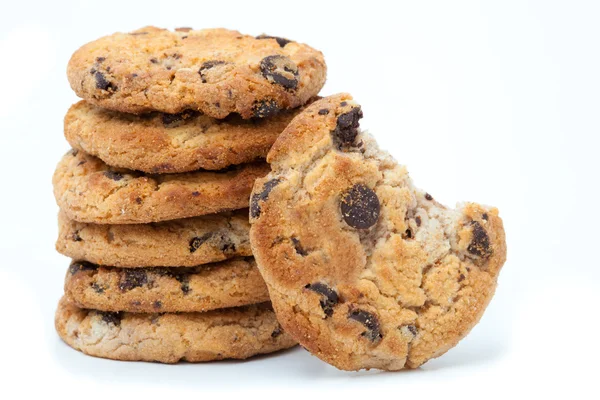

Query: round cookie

[56,210,251,267]
[64,100,308,173]
[67,27,326,118]
[249,94,507,371]
[53,149,269,224]
[55,297,296,363]
[64,258,269,313]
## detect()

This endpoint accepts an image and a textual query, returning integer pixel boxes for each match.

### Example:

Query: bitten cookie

[249,94,507,371]
[56,210,251,267]
[56,297,296,363]
[64,258,269,313]
[67,27,326,118]
[53,149,269,224]
[64,100,307,173]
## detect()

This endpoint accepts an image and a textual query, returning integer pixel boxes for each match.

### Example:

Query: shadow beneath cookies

[53,332,507,387]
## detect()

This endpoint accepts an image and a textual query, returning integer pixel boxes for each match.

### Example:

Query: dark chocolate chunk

[72,230,82,242]
[191,191,200,197]
[340,101,348,106]
[103,170,124,181]
[199,60,227,83]
[175,273,191,294]
[401,324,417,337]
[69,261,97,275]
[425,193,433,201]
[458,273,466,282]
[96,56,106,63]
[99,311,122,326]
[332,107,363,146]
[271,326,282,338]
[252,99,280,118]
[94,71,116,91]
[305,283,338,317]
[291,237,308,256]
[482,213,489,221]
[340,184,380,229]
[348,309,382,342]
[119,270,148,291]
[467,221,492,258]
[260,55,298,90]
[256,34,293,48]
[189,232,213,253]
[318,108,329,115]
[150,58,158,63]
[91,283,105,294]
[250,178,281,218]
[415,216,422,227]
[403,228,413,239]
[153,301,162,310]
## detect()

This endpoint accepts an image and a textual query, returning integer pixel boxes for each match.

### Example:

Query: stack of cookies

[52,27,326,363]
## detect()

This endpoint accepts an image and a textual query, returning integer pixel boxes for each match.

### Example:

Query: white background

[1,0,598,398]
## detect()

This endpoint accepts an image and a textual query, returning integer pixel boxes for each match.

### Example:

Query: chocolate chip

[318,108,329,115]
[72,230,82,242]
[199,60,227,83]
[70,149,79,157]
[415,216,422,227]
[291,237,308,256]
[256,34,292,48]
[162,110,199,126]
[96,56,105,63]
[119,270,148,291]
[94,71,116,91]
[482,213,489,221]
[252,99,280,118]
[150,58,158,63]
[271,326,282,338]
[99,311,122,326]
[250,178,281,218]
[104,171,124,181]
[425,193,433,201]
[135,197,142,204]
[191,191,200,197]
[153,301,162,310]
[219,234,236,253]
[69,261,97,274]
[189,232,213,253]
[305,283,338,317]
[332,107,363,146]
[91,283,105,293]
[175,274,191,294]
[340,184,380,229]
[260,55,298,90]
[400,324,417,337]
[458,273,466,282]
[340,101,348,106]
[467,221,492,258]
[403,229,413,239]
[348,309,382,342]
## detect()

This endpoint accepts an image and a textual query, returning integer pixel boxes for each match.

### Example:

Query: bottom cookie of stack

[55,297,296,363]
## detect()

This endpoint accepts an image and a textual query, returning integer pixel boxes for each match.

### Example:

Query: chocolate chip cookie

[55,297,296,363]
[56,210,250,267]
[67,27,326,118]
[53,149,269,224]
[64,100,309,173]
[64,258,268,313]
[249,94,507,371]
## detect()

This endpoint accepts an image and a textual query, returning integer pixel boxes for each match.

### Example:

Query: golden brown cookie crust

[64,101,306,173]
[249,94,507,371]
[55,297,296,363]
[56,210,251,267]
[52,149,269,224]
[67,27,326,118]
[64,258,269,313]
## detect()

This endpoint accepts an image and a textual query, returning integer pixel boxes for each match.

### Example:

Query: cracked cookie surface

[53,149,269,224]
[249,94,507,371]
[56,210,251,267]
[64,100,308,173]
[64,258,268,313]
[55,297,296,363]
[67,27,326,118]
